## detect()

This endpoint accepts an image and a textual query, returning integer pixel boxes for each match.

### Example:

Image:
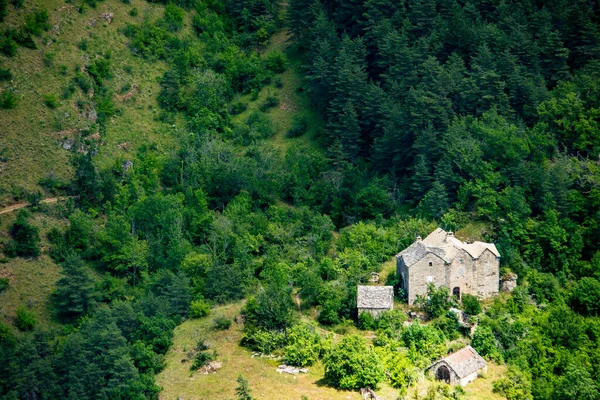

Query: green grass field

[0,0,177,203]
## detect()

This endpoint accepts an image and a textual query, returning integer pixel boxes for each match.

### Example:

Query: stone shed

[357,285,394,317]
[428,345,487,386]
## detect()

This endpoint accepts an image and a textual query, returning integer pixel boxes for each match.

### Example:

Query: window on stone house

[429,262,433,266]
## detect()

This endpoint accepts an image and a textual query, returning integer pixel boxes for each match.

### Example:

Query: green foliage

[401,322,445,366]
[358,312,376,330]
[323,334,384,390]
[259,94,280,112]
[462,294,481,315]
[415,283,452,319]
[10,210,40,257]
[212,315,232,330]
[164,4,184,32]
[284,324,322,367]
[0,90,17,109]
[493,367,533,400]
[24,9,50,36]
[241,328,286,354]
[263,51,287,73]
[0,277,8,292]
[570,277,600,316]
[15,307,36,331]
[0,66,11,81]
[189,299,210,318]
[236,375,254,400]
[286,115,308,138]
[472,325,502,362]
[53,253,96,321]
[191,346,217,370]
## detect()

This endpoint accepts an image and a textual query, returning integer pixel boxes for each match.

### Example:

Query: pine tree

[10,210,40,257]
[330,100,362,162]
[53,254,96,320]
[236,375,254,400]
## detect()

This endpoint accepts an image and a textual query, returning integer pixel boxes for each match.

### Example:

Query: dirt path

[0,197,69,215]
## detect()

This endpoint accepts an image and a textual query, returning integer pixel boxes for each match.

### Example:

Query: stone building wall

[474,249,499,298]
[403,253,447,304]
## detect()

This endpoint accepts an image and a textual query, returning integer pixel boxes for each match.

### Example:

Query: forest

[1,0,600,399]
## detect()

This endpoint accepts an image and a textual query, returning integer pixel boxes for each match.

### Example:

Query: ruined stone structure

[429,345,487,386]
[500,272,518,292]
[396,228,500,304]
[356,286,394,317]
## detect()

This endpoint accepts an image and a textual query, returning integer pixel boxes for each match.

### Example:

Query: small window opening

[428,262,433,266]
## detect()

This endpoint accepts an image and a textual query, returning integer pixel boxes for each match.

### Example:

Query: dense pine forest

[1,0,600,399]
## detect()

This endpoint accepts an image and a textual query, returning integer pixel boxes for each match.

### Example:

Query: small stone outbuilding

[428,345,487,386]
[357,285,394,317]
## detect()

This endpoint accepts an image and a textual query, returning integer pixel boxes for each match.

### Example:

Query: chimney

[416,235,422,242]
[446,231,454,241]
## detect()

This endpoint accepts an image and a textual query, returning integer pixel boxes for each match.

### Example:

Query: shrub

[10,210,40,257]
[164,4,184,32]
[241,328,286,354]
[259,94,279,112]
[16,307,36,331]
[0,67,11,81]
[323,334,384,390]
[358,312,376,330]
[0,90,17,109]
[129,7,138,17]
[0,36,17,57]
[43,93,60,109]
[229,102,248,115]
[414,283,452,319]
[0,277,8,292]
[462,294,482,315]
[212,315,232,330]
[274,76,283,88]
[24,9,50,36]
[191,349,217,370]
[189,299,210,318]
[286,115,308,138]
[472,325,502,362]
[264,51,287,74]
[284,324,322,367]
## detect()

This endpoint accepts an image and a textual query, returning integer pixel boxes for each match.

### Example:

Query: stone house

[428,345,487,386]
[396,228,500,304]
[356,286,394,317]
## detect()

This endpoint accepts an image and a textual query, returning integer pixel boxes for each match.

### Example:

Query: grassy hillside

[0,0,178,203]
[158,302,506,400]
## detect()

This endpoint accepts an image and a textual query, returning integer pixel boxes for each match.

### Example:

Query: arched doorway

[452,286,461,299]
[437,365,451,383]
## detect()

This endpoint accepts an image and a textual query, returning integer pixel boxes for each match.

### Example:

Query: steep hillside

[0,0,177,202]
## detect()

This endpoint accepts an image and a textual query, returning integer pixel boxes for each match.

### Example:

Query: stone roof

[431,346,487,378]
[396,228,500,268]
[357,286,394,309]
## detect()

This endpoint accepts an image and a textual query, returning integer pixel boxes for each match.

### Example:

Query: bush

[284,324,322,367]
[43,93,60,109]
[259,94,279,112]
[286,115,308,138]
[164,4,184,32]
[0,66,11,81]
[414,283,452,319]
[0,90,17,109]
[323,334,384,390]
[191,349,217,370]
[16,307,36,331]
[358,312,376,330]
[24,9,50,36]
[462,294,481,315]
[241,328,286,354]
[264,51,287,73]
[472,325,502,362]
[570,277,600,316]
[189,299,210,318]
[0,277,8,292]
[229,102,248,115]
[10,210,40,257]
[212,315,232,330]
[0,36,17,57]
